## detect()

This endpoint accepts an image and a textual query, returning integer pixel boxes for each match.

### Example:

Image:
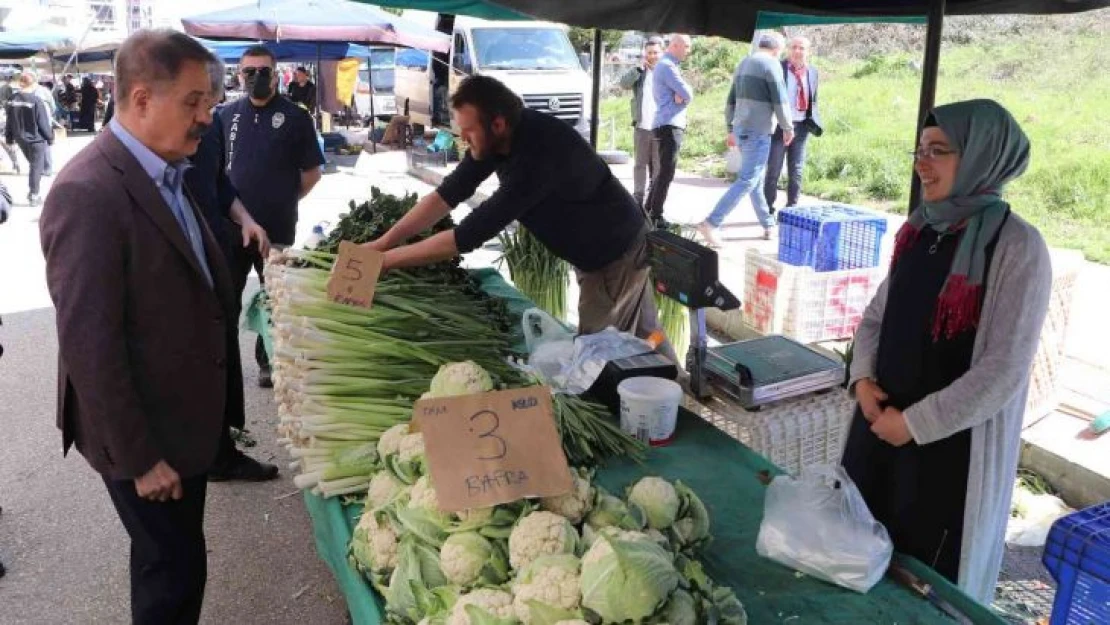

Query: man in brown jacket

[39,30,241,624]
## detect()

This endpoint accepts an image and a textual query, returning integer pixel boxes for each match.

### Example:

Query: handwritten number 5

[470,410,507,460]
[343,258,363,281]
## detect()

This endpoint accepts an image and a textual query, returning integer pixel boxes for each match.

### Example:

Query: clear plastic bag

[724,145,742,174]
[521,309,652,395]
[755,465,893,593]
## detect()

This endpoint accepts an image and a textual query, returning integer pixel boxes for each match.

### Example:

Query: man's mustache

[187,123,210,140]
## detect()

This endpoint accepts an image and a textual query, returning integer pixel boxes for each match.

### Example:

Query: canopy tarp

[0,29,75,60]
[200,39,375,63]
[368,0,527,20]
[484,0,1107,42]
[755,11,927,28]
[181,0,451,53]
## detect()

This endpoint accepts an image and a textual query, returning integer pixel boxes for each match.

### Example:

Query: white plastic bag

[724,146,742,174]
[521,311,653,395]
[756,465,893,593]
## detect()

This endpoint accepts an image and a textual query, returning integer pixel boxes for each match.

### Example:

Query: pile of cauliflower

[346,361,745,625]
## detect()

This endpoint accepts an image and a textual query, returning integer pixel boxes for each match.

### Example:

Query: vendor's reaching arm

[383,229,459,269]
[368,191,453,251]
[369,151,498,252]
[903,230,1052,444]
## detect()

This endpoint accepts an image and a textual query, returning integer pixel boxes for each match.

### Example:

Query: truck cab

[395,13,591,137]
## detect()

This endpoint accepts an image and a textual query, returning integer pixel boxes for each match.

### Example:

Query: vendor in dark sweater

[365,75,675,361]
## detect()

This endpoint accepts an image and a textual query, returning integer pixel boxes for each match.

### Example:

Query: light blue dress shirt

[651,52,693,130]
[109,119,214,288]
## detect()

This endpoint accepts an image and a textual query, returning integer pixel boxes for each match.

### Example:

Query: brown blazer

[40,129,244,480]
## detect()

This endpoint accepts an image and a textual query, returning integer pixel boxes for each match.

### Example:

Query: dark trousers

[232,244,270,370]
[104,474,208,625]
[17,140,46,196]
[644,125,684,221]
[763,121,811,210]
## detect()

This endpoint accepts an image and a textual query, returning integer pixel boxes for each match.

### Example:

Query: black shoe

[769,206,777,216]
[0,557,5,579]
[652,217,672,230]
[208,451,279,482]
[258,366,273,388]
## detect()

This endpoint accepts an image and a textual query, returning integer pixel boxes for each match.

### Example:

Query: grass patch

[600,29,1110,263]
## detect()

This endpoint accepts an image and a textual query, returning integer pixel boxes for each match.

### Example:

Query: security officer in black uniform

[218,45,324,387]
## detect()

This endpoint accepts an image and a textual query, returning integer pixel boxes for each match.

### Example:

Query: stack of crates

[778,204,888,272]
[743,249,886,343]
[1043,502,1110,624]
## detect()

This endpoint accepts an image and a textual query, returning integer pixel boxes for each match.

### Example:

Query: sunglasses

[240,66,274,78]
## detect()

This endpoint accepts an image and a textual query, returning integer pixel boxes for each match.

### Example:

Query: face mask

[243,67,274,100]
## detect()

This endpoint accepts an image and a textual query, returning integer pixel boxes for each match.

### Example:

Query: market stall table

[246,268,1006,625]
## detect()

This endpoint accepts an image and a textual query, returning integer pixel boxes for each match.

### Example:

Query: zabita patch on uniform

[272,112,285,129]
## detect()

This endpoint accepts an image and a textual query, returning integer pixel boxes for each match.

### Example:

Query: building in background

[0,0,158,36]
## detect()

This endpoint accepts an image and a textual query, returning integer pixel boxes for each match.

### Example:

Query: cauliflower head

[398,432,427,463]
[440,532,494,586]
[511,554,581,623]
[455,506,495,525]
[377,423,410,458]
[427,361,495,398]
[509,511,579,571]
[367,471,403,510]
[540,469,594,524]
[628,477,680,530]
[351,509,399,573]
[409,475,443,513]
[447,588,516,625]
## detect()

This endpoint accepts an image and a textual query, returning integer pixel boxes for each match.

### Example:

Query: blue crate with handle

[1043,501,1110,625]
[777,204,888,272]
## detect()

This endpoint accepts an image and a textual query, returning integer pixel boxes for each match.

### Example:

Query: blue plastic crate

[777,204,888,272]
[1043,501,1110,625]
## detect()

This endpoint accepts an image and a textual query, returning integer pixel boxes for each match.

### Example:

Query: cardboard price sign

[326,241,383,308]
[414,386,572,512]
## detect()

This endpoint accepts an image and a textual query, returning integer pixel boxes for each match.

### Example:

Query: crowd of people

[4,22,1054,623]
[619,32,823,244]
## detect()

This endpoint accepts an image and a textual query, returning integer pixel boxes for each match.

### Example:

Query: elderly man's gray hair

[757,32,785,51]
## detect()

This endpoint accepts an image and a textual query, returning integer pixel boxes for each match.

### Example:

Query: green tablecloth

[247,268,1005,625]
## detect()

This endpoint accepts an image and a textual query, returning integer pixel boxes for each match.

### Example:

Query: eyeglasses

[240,66,273,78]
[910,146,959,160]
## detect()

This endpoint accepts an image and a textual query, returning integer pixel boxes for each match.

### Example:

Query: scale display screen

[646,230,739,310]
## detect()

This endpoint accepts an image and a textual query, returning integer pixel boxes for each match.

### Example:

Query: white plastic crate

[743,249,887,344]
[683,391,855,476]
[1024,249,1083,425]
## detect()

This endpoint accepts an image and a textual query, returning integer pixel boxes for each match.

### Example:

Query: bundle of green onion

[498,225,569,321]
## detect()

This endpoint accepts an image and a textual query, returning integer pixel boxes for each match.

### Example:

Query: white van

[394,14,591,137]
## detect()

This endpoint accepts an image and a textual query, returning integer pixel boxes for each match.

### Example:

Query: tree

[567,28,624,55]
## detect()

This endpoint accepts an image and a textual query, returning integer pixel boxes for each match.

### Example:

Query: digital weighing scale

[645,230,843,409]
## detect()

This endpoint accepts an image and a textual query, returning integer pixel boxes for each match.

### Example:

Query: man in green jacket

[618,36,663,208]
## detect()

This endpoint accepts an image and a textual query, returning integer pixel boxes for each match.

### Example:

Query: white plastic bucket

[617,376,683,446]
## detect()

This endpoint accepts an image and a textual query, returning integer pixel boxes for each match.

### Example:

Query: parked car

[355,47,398,122]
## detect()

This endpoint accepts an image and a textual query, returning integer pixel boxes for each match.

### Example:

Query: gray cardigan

[848,212,1052,603]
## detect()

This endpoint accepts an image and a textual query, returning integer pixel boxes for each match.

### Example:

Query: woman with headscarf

[841,99,1052,603]
[78,76,98,131]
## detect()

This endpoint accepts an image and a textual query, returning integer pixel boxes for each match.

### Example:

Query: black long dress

[841,214,1005,583]
[78,81,98,131]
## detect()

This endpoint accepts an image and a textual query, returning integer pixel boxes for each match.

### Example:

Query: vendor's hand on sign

[854,378,888,423]
[871,407,912,447]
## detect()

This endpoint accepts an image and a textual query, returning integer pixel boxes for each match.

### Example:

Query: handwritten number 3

[470,410,507,460]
